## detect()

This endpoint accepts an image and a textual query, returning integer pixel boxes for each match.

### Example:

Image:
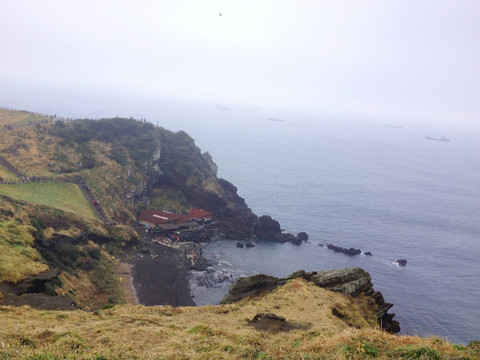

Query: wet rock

[297,232,309,242]
[282,233,299,245]
[252,216,307,245]
[190,257,211,271]
[326,244,362,256]
[253,215,282,241]
[395,259,407,266]
[195,268,233,288]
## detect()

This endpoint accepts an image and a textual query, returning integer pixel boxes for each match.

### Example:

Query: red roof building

[138,209,193,227]
[188,208,212,220]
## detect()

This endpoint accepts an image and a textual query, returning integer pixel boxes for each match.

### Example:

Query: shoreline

[120,240,206,307]
[114,260,139,305]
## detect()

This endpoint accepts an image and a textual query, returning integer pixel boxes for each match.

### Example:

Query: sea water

[185,106,480,345]
[1,86,479,344]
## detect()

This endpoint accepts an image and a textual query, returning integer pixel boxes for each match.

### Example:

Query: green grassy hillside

[0,193,137,309]
[0,220,48,282]
[0,165,20,182]
[0,182,96,219]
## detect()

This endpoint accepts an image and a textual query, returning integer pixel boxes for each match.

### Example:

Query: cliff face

[153,128,258,238]
[7,116,303,240]
[44,118,259,237]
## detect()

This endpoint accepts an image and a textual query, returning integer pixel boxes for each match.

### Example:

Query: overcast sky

[1,1,479,123]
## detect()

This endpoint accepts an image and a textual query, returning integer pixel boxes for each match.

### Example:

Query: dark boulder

[253,215,307,245]
[297,232,309,242]
[253,215,282,241]
[281,233,297,244]
[326,244,362,256]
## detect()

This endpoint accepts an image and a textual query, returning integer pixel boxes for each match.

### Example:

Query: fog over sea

[2,86,479,344]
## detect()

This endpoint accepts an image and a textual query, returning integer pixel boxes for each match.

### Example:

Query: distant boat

[385,124,403,129]
[267,117,284,122]
[425,136,450,142]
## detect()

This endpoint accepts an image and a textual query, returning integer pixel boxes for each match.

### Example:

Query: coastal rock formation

[297,232,309,242]
[253,215,282,241]
[326,243,362,256]
[253,215,309,244]
[222,274,286,303]
[222,267,400,334]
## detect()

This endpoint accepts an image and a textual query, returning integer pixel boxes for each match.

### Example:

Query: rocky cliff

[221,267,400,334]
[47,117,304,240]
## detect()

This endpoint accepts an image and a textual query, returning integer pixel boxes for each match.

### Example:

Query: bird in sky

[219,13,222,17]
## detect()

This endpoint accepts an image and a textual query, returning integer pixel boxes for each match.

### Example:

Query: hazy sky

[1,1,479,122]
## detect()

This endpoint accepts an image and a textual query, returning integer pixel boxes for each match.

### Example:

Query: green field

[0,165,20,182]
[0,182,96,219]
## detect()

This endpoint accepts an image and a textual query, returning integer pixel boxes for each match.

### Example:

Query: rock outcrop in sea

[221,267,400,334]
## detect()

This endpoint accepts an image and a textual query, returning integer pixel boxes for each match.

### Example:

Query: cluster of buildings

[138,208,212,235]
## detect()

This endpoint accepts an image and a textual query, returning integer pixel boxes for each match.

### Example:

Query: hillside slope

[1,278,478,359]
[0,108,293,309]
[0,109,259,237]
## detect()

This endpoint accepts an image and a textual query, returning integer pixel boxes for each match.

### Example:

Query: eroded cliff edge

[221,267,400,334]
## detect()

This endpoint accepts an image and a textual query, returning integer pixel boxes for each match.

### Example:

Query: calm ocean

[1,87,479,344]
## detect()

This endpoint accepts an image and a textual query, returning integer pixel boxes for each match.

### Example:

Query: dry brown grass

[0,278,477,359]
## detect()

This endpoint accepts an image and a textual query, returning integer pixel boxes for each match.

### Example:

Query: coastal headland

[0,108,478,358]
